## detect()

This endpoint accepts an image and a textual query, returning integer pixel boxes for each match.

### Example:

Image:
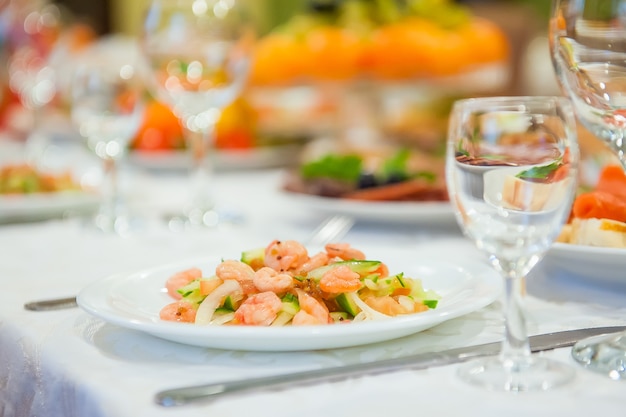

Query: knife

[24,296,78,311]
[155,325,626,407]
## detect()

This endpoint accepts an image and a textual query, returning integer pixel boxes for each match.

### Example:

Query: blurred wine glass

[447,96,580,390]
[550,0,626,380]
[70,37,146,234]
[6,0,64,163]
[142,0,255,228]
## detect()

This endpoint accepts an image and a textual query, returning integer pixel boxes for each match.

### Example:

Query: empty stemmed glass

[70,37,146,234]
[550,0,626,380]
[142,0,255,228]
[446,96,580,390]
[6,0,63,164]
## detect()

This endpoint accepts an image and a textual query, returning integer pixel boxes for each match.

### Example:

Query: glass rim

[452,95,573,110]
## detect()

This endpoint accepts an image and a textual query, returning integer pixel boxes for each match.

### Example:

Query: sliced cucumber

[281,293,300,315]
[223,293,244,311]
[240,247,265,268]
[330,311,350,322]
[177,279,200,298]
[176,279,206,305]
[335,292,360,317]
[307,260,382,281]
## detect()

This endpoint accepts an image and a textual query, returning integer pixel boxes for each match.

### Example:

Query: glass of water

[446,96,580,391]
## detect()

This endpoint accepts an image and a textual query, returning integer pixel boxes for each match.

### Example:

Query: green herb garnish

[379,148,411,181]
[300,154,363,182]
[516,159,561,180]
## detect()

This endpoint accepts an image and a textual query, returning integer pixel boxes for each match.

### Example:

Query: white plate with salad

[77,247,501,351]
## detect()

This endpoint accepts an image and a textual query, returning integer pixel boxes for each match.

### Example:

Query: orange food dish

[559,164,626,247]
[572,165,626,223]
[250,15,509,85]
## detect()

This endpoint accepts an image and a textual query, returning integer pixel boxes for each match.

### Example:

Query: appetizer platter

[280,138,454,223]
[544,164,626,285]
[77,240,501,351]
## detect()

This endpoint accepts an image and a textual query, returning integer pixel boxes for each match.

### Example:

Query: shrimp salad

[160,240,440,326]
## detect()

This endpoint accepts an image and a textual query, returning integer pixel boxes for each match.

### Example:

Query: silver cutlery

[23,215,355,312]
[155,325,626,407]
[24,296,78,311]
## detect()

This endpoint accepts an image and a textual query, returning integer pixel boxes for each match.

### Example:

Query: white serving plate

[77,248,501,351]
[544,242,626,286]
[282,191,455,225]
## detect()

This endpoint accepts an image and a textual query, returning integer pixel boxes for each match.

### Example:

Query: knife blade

[155,325,626,407]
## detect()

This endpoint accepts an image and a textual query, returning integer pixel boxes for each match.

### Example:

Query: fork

[23,214,355,311]
[306,214,355,247]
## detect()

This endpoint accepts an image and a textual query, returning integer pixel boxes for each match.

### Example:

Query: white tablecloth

[1,139,625,417]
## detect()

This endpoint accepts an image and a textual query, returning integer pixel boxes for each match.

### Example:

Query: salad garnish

[160,240,440,326]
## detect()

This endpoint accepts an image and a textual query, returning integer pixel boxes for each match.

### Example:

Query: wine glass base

[81,211,142,236]
[457,356,575,391]
[165,207,245,231]
[571,332,626,381]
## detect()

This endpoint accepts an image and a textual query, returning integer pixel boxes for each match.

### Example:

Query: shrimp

[215,260,255,282]
[324,243,366,261]
[299,251,330,274]
[165,267,203,299]
[234,291,283,326]
[215,260,256,294]
[159,301,197,323]
[364,295,410,316]
[253,267,294,293]
[264,240,308,272]
[319,265,362,293]
[374,262,389,278]
[292,289,332,325]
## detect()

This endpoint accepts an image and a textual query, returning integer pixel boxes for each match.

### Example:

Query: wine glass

[446,96,580,391]
[6,0,64,164]
[142,0,255,228]
[550,0,626,380]
[70,37,146,234]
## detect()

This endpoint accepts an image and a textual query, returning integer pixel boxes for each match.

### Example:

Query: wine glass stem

[25,105,47,165]
[100,156,119,222]
[500,276,532,366]
[186,126,216,217]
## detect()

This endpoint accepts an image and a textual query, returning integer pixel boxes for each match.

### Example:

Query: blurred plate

[0,191,99,224]
[281,190,455,225]
[129,144,304,171]
[77,249,501,351]
[544,242,626,286]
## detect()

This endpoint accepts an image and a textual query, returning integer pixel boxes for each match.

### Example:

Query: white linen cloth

[1,141,625,417]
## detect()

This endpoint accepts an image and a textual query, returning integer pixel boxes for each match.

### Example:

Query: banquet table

[1,137,625,417]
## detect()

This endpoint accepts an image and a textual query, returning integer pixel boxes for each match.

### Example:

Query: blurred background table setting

[1,0,626,416]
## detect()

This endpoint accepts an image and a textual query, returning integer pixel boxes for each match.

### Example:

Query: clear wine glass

[142,0,256,228]
[70,37,147,234]
[550,0,626,380]
[6,0,64,164]
[446,96,580,391]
